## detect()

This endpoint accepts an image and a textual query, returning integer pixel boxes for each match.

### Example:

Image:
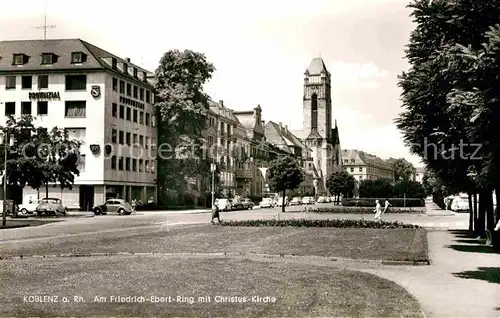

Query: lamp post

[210,163,216,207]
[2,130,10,227]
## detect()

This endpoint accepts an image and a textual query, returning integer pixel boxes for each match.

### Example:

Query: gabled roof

[306,57,329,75]
[265,121,311,154]
[342,149,393,170]
[208,99,241,124]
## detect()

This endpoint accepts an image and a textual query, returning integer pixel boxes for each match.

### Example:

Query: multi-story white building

[342,149,395,182]
[0,39,157,210]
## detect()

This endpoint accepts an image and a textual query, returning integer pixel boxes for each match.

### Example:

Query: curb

[0,251,430,266]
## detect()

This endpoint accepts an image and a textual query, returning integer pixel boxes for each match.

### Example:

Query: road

[0,203,468,243]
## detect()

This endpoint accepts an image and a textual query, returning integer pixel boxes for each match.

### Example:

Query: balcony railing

[235,169,253,179]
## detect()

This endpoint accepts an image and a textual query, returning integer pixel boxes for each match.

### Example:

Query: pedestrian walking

[374,199,382,220]
[211,199,222,224]
[383,199,391,214]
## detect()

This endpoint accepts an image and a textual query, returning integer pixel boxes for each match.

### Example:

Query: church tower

[302,57,341,193]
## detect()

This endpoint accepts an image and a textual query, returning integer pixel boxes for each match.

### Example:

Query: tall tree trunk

[45,183,49,198]
[473,192,478,235]
[477,190,486,238]
[282,189,286,213]
[468,192,473,233]
[495,186,500,223]
[486,188,494,232]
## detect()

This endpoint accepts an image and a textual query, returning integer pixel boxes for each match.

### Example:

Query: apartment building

[0,39,157,209]
[342,149,395,182]
[414,166,425,183]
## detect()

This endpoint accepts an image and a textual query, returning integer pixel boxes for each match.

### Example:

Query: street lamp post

[2,131,9,227]
[210,163,216,207]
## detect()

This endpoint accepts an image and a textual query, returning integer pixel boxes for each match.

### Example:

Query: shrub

[358,179,393,198]
[342,197,424,207]
[309,207,424,214]
[221,219,420,229]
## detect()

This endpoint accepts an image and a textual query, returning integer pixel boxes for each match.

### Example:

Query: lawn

[0,257,424,317]
[0,225,428,263]
[0,219,60,230]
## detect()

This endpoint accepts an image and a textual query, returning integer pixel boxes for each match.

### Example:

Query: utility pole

[36,0,56,40]
[2,131,8,227]
[211,163,216,207]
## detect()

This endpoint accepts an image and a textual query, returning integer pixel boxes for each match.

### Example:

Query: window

[119,80,125,94]
[123,63,128,74]
[21,76,32,89]
[132,109,138,122]
[146,91,150,103]
[133,68,138,78]
[38,75,48,89]
[5,102,15,115]
[41,53,56,64]
[131,134,137,145]
[65,75,87,90]
[139,135,144,147]
[145,136,149,149]
[139,88,144,101]
[145,160,150,173]
[139,111,144,124]
[125,158,131,171]
[71,52,86,63]
[112,103,117,117]
[359,167,362,172]
[65,101,86,117]
[118,157,124,170]
[126,132,131,145]
[111,156,117,169]
[13,54,26,65]
[133,86,138,98]
[6,76,16,89]
[112,58,117,69]
[112,78,118,91]
[150,161,155,173]
[145,113,150,126]
[78,155,86,172]
[126,107,131,121]
[119,131,124,144]
[139,159,144,172]
[132,159,137,171]
[36,101,48,115]
[126,83,131,96]
[311,93,318,129]
[350,167,354,172]
[111,129,117,143]
[151,115,156,127]
[119,105,125,119]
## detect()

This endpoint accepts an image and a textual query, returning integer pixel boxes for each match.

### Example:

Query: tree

[396,0,500,237]
[153,49,215,206]
[358,179,393,198]
[268,156,304,212]
[326,171,356,203]
[393,180,426,199]
[393,158,415,182]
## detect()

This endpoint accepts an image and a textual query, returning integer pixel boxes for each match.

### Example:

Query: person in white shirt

[374,200,382,220]
[383,199,391,214]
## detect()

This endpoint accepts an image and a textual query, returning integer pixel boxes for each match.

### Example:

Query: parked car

[36,198,67,216]
[230,199,244,211]
[17,199,39,217]
[316,196,327,203]
[259,198,275,208]
[276,197,289,207]
[289,197,302,206]
[451,196,470,212]
[216,199,232,211]
[93,199,134,215]
[0,200,18,217]
[241,198,254,210]
[302,196,315,205]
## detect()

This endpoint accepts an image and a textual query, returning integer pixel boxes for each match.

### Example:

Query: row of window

[111,103,155,127]
[112,77,153,104]
[3,101,86,117]
[206,116,235,136]
[11,52,87,66]
[110,156,155,173]
[4,74,87,91]
[111,129,153,149]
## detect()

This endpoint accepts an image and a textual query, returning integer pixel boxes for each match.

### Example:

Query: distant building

[342,149,395,182]
[414,167,425,183]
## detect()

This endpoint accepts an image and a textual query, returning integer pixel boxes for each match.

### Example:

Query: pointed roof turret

[307,57,328,75]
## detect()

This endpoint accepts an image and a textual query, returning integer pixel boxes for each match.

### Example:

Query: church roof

[306,57,329,75]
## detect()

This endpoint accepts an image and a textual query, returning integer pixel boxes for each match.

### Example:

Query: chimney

[279,122,283,129]
[125,57,131,62]
[219,100,224,107]
[285,125,288,132]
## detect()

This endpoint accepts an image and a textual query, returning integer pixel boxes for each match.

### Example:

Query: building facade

[342,149,395,182]
[0,39,157,209]
[414,167,425,183]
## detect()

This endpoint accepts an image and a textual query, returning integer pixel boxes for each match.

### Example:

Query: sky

[0,0,423,166]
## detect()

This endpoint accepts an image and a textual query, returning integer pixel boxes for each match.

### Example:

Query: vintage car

[302,196,316,205]
[36,198,67,216]
[93,199,134,215]
[259,198,275,208]
[289,197,303,206]
[17,199,40,217]
[241,198,254,210]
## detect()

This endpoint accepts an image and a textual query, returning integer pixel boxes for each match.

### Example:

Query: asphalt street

[0,203,468,243]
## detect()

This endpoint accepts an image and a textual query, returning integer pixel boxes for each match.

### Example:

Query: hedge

[221,219,420,229]
[342,198,424,207]
[308,207,425,214]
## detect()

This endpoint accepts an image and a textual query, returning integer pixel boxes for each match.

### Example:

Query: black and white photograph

[0,0,499,317]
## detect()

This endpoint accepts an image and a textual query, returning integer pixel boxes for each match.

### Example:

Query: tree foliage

[358,179,393,198]
[153,49,215,202]
[393,180,426,199]
[326,171,356,199]
[268,156,304,212]
[393,158,415,182]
